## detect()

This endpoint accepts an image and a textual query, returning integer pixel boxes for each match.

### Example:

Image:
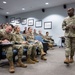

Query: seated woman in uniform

[14,25,39,64]
[26,27,47,60]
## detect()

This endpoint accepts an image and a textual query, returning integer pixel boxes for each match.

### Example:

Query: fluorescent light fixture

[22,8,25,10]
[45,2,49,5]
[3,1,7,4]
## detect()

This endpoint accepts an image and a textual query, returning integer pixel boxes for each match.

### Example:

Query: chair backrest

[35,35,43,42]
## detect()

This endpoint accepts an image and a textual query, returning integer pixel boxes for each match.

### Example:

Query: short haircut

[46,32,48,34]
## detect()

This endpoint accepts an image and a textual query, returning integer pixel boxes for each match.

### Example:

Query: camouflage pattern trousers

[13,45,23,60]
[33,41,43,52]
[22,44,36,55]
[2,44,23,62]
[23,41,43,55]
[65,37,75,57]
[2,46,13,62]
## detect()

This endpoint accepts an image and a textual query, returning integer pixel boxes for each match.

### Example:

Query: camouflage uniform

[33,32,38,36]
[0,29,14,62]
[26,32,47,60]
[12,33,24,62]
[0,29,27,73]
[14,32,36,56]
[62,15,75,57]
[44,35,54,49]
[26,32,43,52]
[44,35,54,44]
[14,32,37,64]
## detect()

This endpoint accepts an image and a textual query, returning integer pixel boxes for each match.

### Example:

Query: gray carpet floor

[0,47,75,75]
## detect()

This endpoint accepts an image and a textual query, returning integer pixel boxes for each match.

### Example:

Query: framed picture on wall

[35,20,42,28]
[44,21,52,29]
[16,18,21,24]
[28,19,34,26]
[10,17,15,23]
[21,18,27,25]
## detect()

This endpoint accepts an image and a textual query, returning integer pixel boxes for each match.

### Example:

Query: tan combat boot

[69,56,74,63]
[31,54,39,62]
[48,44,54,50]
[9,62,15,73]
[41,55,47,61]
[32,57,39,62]
[41,49,46,56]
[17,60,27,68]
[49,43,53,48]
[26,55,36,64]
[64,57,69,64]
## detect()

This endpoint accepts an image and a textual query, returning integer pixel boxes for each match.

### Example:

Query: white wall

[8,3,75,46]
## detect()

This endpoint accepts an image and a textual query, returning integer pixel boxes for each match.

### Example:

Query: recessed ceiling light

[45,2,49,5]
[3,1,7,4]
[6,12,9,14]
[22,8,25,10]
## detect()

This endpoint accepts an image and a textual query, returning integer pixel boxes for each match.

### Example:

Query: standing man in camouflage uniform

[27,27,47,60]
[62,8,75,64]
